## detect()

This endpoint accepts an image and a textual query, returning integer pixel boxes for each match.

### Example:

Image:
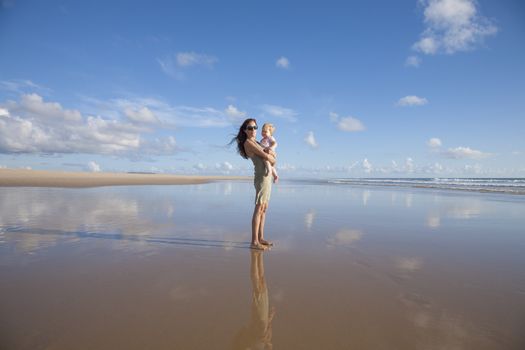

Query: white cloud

[304,131,318,149]
[362,158,372,173]
[157,52,217,80]
[193,163,207,171]
[176,52,217,67]
[18,93,82,122]
[414,37,439,55]
[124,106,158,124]
[463,163,483,175]
[87,161,101,172]
[111,97,229,128]
[405,157,415,173]
[276,56,290,69]
[0,79,49,95]
[0,107,9,117]
[345,161,360,172]
[405,55,422,67]
[216,161,233,173]
[388,158,417,174]
[397,95,428,106]
[148,166,164,174]
[224,104,247,122]
[425,0,475,26]
[413,0,497,55]
[330,112,365,132]
[338,117,365,132]
[260,104,298,122]
[430,162,444,173]
[444,146,491,159]
[427,137,442,148]
[391,160,399,170]
[149,136,177,154]
[426,138,491,160]
[278,163,296,171]
[0,94,183,156]
[300,158,521,177]
[157,57,184,80]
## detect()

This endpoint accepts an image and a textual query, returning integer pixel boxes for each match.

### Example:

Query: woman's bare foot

[260,239,274,247]
[250,242,267,250]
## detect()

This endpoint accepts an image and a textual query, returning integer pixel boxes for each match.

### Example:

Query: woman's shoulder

[245,138,260,147]
[243,139,257,157]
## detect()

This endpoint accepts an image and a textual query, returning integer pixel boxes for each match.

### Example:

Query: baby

[260,123,279,183]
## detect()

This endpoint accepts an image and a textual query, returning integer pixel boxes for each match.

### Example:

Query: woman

[232,118,276,250]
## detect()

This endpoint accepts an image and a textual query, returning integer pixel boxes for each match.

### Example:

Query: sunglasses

[245,125,258,131]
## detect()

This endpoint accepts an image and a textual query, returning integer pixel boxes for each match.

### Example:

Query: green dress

[251,155,272,205]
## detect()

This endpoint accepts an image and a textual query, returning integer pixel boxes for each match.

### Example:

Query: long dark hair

[230,118,257,159]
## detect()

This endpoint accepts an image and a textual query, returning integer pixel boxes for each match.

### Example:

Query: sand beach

[1,178,524,349]
[0,168,248,187]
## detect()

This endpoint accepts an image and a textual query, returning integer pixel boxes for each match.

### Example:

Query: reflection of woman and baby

[233,250,275,349]
[232,118,278,251]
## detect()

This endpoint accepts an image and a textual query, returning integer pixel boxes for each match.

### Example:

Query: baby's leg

[271,164,279,183]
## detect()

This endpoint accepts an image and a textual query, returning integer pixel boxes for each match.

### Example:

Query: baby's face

[262,127,270,138]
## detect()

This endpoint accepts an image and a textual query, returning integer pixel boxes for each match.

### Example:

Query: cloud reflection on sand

[0,187,252,254]
[0,188,141,233]
[304,209,316,231]
[400,291,480,349]
[395,257,423,272]
[427,213,441,228]
[447,205,481,220]
[443,199,482,220]
[0,188,153,253]
[362,190,371,206]
[388,258,497,349]
[326,229,363,248]
[405,193,413,208]
[425,196,486,228]
[388,192,413,208]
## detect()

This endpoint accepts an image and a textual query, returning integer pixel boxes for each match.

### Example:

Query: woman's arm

[245,139,276,165]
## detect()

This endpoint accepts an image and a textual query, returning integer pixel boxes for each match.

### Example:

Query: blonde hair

[262,123,275,135]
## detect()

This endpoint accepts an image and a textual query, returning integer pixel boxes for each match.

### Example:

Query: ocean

[326,177,525,194]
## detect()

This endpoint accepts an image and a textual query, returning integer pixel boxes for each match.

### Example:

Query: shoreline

[0,169,250,188]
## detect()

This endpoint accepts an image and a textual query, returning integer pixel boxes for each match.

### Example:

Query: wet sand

[1,182,524,349]
[0,168,248,187]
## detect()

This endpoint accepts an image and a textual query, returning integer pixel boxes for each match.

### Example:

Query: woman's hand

[266,154,276,166]
[264,149,277,158]
[262,149,276,165]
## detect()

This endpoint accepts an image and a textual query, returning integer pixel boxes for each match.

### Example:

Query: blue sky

[1,0,524,177]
